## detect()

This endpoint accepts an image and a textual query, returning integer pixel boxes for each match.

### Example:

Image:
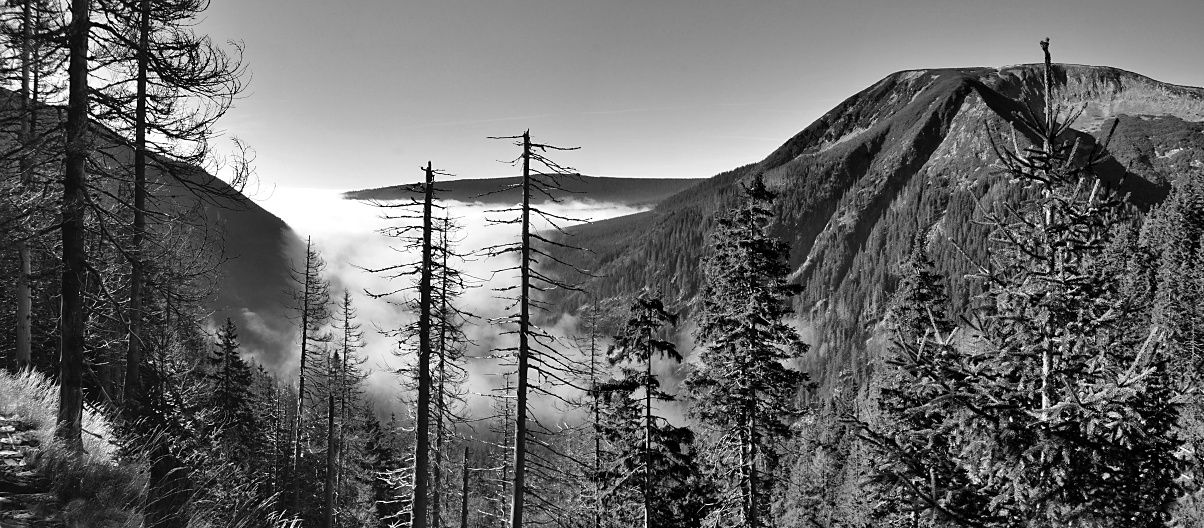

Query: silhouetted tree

[483,129,589,528]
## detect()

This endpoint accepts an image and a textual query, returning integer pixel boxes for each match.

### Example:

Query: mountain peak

[556,62,1204,379]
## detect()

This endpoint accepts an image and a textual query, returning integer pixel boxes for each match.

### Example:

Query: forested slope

[0,87,302,372]
[553,63,1204,389]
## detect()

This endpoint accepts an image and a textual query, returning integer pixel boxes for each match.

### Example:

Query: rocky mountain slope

[553,64,1204,389]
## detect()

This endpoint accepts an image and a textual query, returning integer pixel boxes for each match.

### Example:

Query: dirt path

[0,415,60,528]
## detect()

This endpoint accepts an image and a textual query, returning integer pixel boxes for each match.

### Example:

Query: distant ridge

[343,175,704,207]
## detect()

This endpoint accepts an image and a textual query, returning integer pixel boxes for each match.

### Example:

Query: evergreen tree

[864,39,1184,527]
[859,239,984,526]
[596,292,708,528]
[684,174,810,528]
[207,318,256,457]
[365,412,409,527]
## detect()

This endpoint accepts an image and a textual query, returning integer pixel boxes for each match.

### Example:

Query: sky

[197,0,1204,191]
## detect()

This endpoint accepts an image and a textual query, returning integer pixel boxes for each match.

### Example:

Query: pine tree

[94,0,246,409]
[331,290,371,526]
[859,239,984,526]
[864,39,1184,527]
[959,39,1181,526]
[365,412,408,526]
[431,215,473,528]
[365,161,454,528]
[207,318,256,457]
[684,173,810,528]
[1,0,64,371]
[596,292,707,528]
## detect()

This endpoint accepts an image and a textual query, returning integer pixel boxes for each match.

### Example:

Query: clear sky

[198,0,1204,190]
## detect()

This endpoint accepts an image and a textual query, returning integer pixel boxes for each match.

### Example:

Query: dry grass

[0,369,301,528]
[0,369,144,527]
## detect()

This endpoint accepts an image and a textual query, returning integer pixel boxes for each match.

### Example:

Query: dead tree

[483,130,591,528]
[363,161,459,528]
[85,0,246,408]
[431,214,475,528]
[288,236,332,512]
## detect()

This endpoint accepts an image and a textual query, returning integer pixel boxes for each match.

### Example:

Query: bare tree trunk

[508,131,532,528]
[643,335,652,528]
[337,296,350,500]
[589,300,601,528]
[293,237,315,510]
[324,390,337,528]
[57,0,91,453]
[748,393,759,528]
[15,242,32,369]
[412,162,436,528]
[739,422,753,528]
[124,0,151,407]
[14,0,33,371]
[459,446,470,528]
[433,225,450,528]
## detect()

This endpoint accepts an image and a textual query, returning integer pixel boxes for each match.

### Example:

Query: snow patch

[818,125,872,154]
[1157,147,1185,159]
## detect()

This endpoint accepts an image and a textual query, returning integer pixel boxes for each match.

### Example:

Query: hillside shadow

[971,78,1166,211]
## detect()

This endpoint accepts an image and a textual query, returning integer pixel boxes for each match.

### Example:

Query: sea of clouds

[253,186,652,417]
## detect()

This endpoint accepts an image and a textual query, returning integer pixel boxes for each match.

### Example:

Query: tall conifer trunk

[324,384,337,528]
[292,237,315,509]
[508,131,532,528]
[459,446,470,528]
[58,0,91,452]
[125,0,151,406]
[433,225,450,528]
[14,0,34,370]
[412,162,436,528]
[642,329,652,528]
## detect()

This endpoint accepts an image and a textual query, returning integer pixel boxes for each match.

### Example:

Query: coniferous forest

[3,2,1204,528]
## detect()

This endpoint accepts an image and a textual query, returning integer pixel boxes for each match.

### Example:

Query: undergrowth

[0,369,299,528]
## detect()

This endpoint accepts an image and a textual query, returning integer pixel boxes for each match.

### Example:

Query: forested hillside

[553,63,1204,383]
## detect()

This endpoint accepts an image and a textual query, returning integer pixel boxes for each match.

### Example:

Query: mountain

[551,64,1204,388]
[344,175,703,206]
[0,87,302,370]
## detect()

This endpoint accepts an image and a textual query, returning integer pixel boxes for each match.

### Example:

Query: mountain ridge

[550,63,1204,389]
[343,175,704,207]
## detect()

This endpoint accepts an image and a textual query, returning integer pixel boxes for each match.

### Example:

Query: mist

[251,186,651,416]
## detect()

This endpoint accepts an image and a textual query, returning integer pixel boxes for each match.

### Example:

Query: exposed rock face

[555,64,1204,387]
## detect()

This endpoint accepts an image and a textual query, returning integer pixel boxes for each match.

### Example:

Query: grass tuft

[0,369,144,527]
[1,369,299,528]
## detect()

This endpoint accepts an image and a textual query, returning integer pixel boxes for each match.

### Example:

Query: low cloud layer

[252,186,650,416]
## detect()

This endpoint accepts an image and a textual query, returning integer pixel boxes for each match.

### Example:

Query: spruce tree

[207,318,256,455]
[597,292,706,528]
[865,40,1184,527]
[684,174,810,528]
[860,240,984,526]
